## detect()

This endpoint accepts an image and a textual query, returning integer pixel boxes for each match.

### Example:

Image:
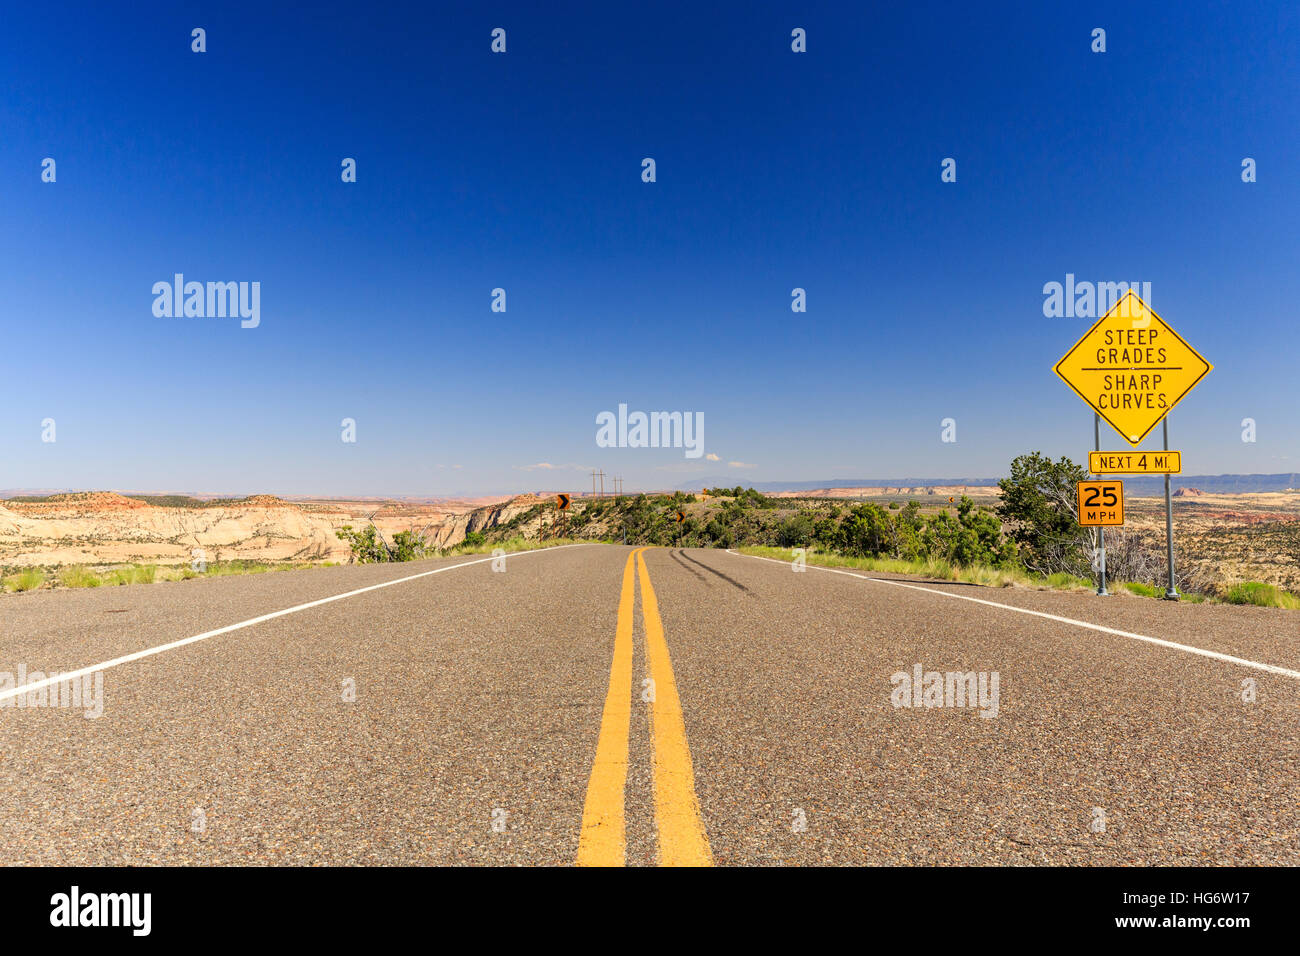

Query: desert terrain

[1127,489,1300,592]
[2,486,1298,596]
[0,491,531,569]
[772,486,1300,593]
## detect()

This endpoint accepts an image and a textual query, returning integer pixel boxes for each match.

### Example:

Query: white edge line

[725,549,1300,681]
[0,544,592,704]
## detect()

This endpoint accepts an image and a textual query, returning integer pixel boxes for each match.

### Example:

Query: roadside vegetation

[1221,581,1300,609]
[3,559,340,594]
[2,569,46,593]
[7,455,1297,609]
[334,525,437,563]
[446,535,590,556]
[736,545,1094,592]
[465,453,1299,609]
[105,565,157,586]
[57,565,103,588]
[332,523,591,563]
[0,536,587,596]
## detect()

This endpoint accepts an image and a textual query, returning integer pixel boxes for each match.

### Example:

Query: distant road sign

[1054,290,1211,446]
[1077,479,1124,527]
[1089,451,1181,475]
[556,494,571,510]
[675,510,686,523]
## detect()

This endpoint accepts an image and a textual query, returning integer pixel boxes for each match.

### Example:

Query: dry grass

[57,565,103,588]
[736,546,1094,591]
[446,536,592,556]
[0,537,588,596]
[737,546,1300,609]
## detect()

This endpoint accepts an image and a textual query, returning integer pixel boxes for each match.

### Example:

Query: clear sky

[2,1,1296,496]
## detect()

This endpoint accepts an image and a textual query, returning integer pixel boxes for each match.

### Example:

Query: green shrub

[335,525,434,563]
[1221,581,1300,608]
[1046,572,1091,589]
[1123,581,1160,598]
[102,565,157,586]
[3,569,46,592]
[776,514,814,547]
[335,525,389,562]
[58,565,103,588]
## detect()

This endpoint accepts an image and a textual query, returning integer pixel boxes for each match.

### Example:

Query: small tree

[889,501,925,560]
[776,514,814,547]
[838,503,893,557]
[335,524,389,563]
[945,497,1016,567]
[996,453,1089,576]
[336,524,434,563]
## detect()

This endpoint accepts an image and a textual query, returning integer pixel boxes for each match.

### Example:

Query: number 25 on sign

[1077,480,1124,527]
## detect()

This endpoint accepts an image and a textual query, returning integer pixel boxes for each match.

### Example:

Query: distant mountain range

[677,474,1300,496]
[5,473,1297,504]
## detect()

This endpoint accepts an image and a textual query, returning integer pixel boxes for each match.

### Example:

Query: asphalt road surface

[2,543,1297,866]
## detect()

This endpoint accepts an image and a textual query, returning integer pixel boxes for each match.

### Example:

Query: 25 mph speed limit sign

[1077,479,1124,527]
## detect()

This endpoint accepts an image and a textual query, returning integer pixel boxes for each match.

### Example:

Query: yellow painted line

[636,550,713,867]
[575,549,641,866]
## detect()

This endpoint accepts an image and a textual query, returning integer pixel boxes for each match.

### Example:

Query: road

[1,543,1297,866]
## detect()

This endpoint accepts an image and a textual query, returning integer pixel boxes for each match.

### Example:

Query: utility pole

[598,469,605,499]
[591,469,598,500]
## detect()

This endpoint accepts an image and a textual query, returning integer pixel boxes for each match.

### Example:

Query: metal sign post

[1054,290,1210,604]
[1094,414,1108,595]
[556,494,571,539]
[1162,416,1178,600]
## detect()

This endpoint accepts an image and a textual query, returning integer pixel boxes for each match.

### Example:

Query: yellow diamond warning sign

[1054,290,1211,446]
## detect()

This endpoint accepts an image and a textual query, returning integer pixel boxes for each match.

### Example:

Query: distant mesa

[7,491,153,513]
[771,485,995,499]
[239,494,292,508]
[2,491,303,514]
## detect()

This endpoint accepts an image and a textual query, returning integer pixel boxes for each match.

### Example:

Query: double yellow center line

[576,548,713,867]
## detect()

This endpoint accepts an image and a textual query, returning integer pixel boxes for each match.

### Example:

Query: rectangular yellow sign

[1089,451,1182,475]
[1077,479,1124,527]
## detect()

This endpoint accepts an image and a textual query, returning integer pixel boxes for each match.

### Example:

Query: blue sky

[2,1,1296,496]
